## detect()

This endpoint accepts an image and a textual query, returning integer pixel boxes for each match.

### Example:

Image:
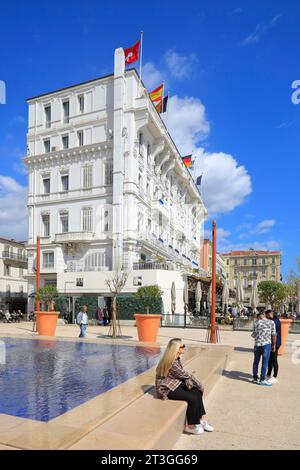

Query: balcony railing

[133,262,175,271]
[55,232,95,244]
[2,251,28,262]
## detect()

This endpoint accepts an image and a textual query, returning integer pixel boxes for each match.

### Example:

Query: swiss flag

[123,39,141,65]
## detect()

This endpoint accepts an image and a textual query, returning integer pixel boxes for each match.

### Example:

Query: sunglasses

[179,344,186,349]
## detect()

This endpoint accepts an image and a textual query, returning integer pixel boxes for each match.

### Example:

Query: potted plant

[35,286,59,336]
[134,285,163,342]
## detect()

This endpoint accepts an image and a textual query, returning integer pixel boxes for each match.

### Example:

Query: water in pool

[0,337,161,422]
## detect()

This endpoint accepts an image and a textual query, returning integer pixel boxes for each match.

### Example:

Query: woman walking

[155,338,213,435]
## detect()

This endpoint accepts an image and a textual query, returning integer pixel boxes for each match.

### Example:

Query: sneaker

[185,425,204,435]
[201,420,214,432]
[252,378,260,384]
[259,379,272,386]
[267,377,278,385]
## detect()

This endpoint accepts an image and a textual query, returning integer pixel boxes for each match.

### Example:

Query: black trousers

[168,384,206,425]
[267,348,279,378]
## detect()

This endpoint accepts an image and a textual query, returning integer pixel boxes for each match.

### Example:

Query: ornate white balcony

[55,232,95,244]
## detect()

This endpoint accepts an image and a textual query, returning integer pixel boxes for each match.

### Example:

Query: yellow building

[222,249,281,305]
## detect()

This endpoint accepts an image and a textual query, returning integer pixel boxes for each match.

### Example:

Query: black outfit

[267,316,282,378]
[167,383,206,425]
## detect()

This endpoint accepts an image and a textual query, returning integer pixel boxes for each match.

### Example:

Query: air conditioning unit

[51,146,59,152]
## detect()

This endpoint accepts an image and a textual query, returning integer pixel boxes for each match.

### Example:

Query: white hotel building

[25,49,207,318]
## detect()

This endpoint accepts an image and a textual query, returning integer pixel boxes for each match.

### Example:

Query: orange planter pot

[134,314,162,343]
[278,319,292,355]
[36,311,59,337]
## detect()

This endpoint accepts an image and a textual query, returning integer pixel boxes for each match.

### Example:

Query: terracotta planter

[36,311,59,337]
[278,319,292,355]
[134,314,162,342]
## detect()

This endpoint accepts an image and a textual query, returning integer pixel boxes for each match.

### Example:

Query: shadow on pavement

[234,346,253,353]
[222,369,253,383]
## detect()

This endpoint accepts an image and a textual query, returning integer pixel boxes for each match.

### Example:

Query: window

[262,257,266,265]
[138,132,143,154]
[226,259,229,265]
[105,161,113,185]
[43,252,54,268]
[78,130,84,146]
[62,135,69,149]
[272,266,276,275]
[63,101,69,123]
[104,209,109,232]
[60,212,69,233]
[44,139,50,153]
[262,267,266,276]
[42,176,50,194]
[78,94,84,113]
[252,258,257,265]
[6,284,11,295]
[45,106,51,128]
[147,218,151,233]
[138,173,143,192]
[234,259,238,265]
[4,265,10,276]
[19,267,24,277]
[42,214,50,237]
[61,174,69,191]
[147,143,151,164]
[82,207,93,232]
[244,258,247,265]
[272,257,275,264]
[82,165,93,188]
[146,182,150,197]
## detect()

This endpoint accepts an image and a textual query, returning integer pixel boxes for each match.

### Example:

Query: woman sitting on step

[155,338,213,435]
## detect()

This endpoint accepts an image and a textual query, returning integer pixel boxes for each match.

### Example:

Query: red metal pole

[36,236,41,312]
[210,220,217,343]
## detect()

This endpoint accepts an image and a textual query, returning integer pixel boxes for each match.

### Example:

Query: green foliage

[74,296,99,319]
[55,296,68,317]
[258,281,290,308]
[35,286,58,311]
[117,291,163,319]
[134,285,163,313]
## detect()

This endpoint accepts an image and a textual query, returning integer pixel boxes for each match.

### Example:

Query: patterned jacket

[155,357,204,400]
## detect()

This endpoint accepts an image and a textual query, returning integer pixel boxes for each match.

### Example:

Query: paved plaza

[0,322,299,450]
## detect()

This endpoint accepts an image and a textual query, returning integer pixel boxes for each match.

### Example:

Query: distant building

[222,249,282,306]
[200,239,226,279]
[0,237,28,313]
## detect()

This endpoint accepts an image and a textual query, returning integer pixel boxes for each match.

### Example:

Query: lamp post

[210,220,217,343]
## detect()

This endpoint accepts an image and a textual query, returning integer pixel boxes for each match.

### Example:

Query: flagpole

[161,80,165,114]
[139,30,144,96]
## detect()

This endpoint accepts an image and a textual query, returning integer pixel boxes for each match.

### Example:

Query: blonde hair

[156,338,183,378]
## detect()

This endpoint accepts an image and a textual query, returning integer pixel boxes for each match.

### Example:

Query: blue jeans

[253,344,271,381]
[79,324,87,338]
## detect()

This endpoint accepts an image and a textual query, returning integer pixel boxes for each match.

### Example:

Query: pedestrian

[265,309,282,384]
[231,305,238,319]
[251,311,277,386]
[103,307,108,326]
[76,304,88,338]
[97,306,104,325]
[156,338,213,435]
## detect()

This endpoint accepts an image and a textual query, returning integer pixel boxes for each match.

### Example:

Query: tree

[134,285,163,314]
[258,281,289,309]
[35,286,58,311]
[106,271,128,338]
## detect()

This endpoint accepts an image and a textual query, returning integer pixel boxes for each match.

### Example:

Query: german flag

[155,95,169,114]
[182,155,193,168]
[149,84,163,107]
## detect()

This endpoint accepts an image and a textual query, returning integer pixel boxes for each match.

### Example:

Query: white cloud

[0,175,28,240]
[164,50,198,80]
[142,62,164,90]
[241,14,282,46]
[239,219,276,238]
[13,162,28,176]
[164,95,210,155]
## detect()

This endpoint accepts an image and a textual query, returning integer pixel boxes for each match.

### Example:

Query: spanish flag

[149,84,163,107]
[182,155,193,168]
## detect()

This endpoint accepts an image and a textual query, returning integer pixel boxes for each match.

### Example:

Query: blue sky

[0,0,299,277]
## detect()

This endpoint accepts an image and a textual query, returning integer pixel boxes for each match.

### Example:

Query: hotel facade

[24,49,207,318]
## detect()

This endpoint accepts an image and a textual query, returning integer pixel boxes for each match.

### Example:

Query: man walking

[251,311,277,386]
[76,304,88,338]
[265,309,282,384]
